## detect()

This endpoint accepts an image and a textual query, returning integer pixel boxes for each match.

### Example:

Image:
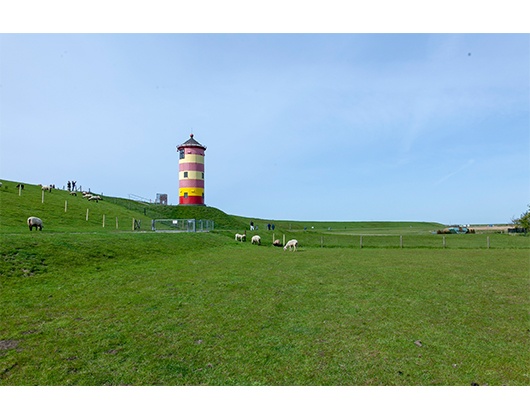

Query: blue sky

[1,33,528,224]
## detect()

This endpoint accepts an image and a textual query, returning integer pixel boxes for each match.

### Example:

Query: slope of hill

[1,179,444,235]
[0,179,246,233]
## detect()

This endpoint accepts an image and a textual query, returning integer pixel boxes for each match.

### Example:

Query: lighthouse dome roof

[178,133,206,149]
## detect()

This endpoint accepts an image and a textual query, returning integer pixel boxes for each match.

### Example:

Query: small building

[177,134,206,206]
[155,193,168,205]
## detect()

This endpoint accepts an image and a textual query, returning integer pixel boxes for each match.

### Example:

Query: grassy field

[1,179,529,385]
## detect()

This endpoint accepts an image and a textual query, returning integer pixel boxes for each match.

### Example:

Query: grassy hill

[2,178,527,249]
[1,178,445,235]
[0,179,245,233]
[1,178,528,386]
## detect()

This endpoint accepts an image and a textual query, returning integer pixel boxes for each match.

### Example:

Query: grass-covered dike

[1,179,529,385]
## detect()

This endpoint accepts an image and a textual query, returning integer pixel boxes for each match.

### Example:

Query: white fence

[151,219,214,232]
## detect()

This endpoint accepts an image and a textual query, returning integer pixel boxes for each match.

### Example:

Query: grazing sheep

[251,235,261,245]
[69,191,77,196]
[41,185,53,192]
[235,233,246,242]
[88,195,101,202]
[283,239,298,251]
[273,239,282,247]
[27,216,43,231]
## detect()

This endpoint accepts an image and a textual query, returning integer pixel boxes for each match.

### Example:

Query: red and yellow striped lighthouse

[177,134,206,206]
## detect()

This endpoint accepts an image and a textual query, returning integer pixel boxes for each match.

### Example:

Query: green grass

[1,233,528,385]
[0,179,246,232]
[1,179,529,385]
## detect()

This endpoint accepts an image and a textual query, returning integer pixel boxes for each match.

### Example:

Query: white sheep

[88,195,101,202]
[235,233,246,242]
[27,216,43,231]
[273,239,282,247]
[251,235,261,245]
[41,185,52,192]
[283,239,298,251]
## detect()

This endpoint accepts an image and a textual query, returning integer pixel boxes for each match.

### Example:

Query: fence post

[116,217,119,230]
[19,184,22,196]
[360,235,363,249]
[86,208,89,221]
[42,190,45,203]
[443,236,446,249]
[487,236,490,249]
[65,200,68,212]
[283,234,286,246]
[102,214,105,228]
[321,236,323,248]
[132,218,135,231]
[400,235,403,248]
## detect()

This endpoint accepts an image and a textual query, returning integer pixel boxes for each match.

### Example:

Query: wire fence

[226,230,529,250]
[317,233,529,249]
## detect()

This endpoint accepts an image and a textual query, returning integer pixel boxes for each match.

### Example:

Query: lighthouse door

[187,219,196,232]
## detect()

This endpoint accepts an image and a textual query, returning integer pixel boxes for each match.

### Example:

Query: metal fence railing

[151,219,214,232]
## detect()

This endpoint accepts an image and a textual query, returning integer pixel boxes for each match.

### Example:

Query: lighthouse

[177,134,206,206]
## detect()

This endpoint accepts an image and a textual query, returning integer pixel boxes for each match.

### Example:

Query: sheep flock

[234,233,298,251]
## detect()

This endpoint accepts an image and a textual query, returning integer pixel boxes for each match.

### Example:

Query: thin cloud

[434,159,476,186]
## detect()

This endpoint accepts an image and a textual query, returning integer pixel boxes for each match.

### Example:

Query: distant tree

[512,204,530,233]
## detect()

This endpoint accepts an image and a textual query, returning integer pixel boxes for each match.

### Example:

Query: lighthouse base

[179,196,205,205]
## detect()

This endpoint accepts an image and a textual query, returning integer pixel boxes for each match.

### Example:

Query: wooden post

[360,235,363,249]
[42,190,45,203]
[86,208,89,221]
[283,234,286,246]
[273,233,275,243]
[65,200,68,212]
[400,235,403,248]
[19,184,22,196]
[102,214,105,228]
[116,217,119,230]
[132,218,135,231]
[487,236,490,249]
[443,236,446,249]
[320,236,323,248]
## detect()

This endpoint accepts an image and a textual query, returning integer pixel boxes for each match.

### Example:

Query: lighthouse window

[179,150,184,159]
[183,171,188,178]
[184,193,188,198]
[202,172,204,179]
